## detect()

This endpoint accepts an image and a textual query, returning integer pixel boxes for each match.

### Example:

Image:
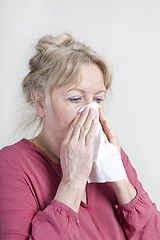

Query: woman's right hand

[54,107,97,212]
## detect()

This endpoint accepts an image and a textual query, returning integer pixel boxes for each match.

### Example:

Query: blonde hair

[21,33,112,134]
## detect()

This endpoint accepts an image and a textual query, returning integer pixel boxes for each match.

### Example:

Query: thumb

[99,109,120,151]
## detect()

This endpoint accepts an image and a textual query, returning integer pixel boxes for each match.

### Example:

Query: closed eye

[68,97,82,103]
[94,97,104,103]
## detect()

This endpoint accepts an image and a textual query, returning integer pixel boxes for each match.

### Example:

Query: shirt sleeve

[29,200,82,240]
[116,149,160,239]
[0,150,82,240]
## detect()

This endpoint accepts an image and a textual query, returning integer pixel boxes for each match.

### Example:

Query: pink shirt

[0,139,159,239]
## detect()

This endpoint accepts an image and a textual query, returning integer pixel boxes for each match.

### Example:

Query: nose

[79,102,99,119]
[85,97,94,106]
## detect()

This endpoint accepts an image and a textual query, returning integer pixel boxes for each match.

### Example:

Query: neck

[31,129,61,164]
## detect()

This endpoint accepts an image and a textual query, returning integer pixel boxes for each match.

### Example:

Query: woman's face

[43,63,106,144]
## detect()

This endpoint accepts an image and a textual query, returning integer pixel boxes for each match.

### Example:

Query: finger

[99,108,109,135]
[78,108,97,141]
[102,120,116,142]
[99,108,105,125]
[103,121,120,151]
[99,109,116,142]
[64,111,81,142]
[66,107,90,141]
[85,118,98,146]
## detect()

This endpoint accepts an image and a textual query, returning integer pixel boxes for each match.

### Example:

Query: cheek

[57,110,76,134]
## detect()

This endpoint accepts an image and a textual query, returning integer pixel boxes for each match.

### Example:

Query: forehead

[71,63,105,90]
[51,63,106,97]
[80,63,104,81]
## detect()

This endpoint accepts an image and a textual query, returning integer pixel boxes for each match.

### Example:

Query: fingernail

[93,119,97,124]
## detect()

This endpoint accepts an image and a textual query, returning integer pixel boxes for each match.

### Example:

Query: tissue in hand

[79,102,127,183]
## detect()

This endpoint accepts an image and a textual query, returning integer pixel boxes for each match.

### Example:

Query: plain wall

[0,0,160,209]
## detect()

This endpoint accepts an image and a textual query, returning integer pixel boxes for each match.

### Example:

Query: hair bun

[29,33,74,72]
[36,33,74,50]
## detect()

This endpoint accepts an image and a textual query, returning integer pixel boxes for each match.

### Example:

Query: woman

[0,33,159,240]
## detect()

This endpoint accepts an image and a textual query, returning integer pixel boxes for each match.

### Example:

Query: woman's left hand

[99,108,121,152]
[99,108,137,205]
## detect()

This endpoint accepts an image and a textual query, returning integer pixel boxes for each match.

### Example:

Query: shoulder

[0,139,43,170]
[0,139,29,163]
[0,140,24,162]
[0,139,60,179]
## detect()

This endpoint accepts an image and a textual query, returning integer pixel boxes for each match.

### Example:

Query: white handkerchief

[79,102,127,183]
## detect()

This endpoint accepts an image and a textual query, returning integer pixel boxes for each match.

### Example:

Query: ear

[31,91,45,118]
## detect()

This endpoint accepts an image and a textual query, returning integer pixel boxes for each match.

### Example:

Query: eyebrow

[67,88,106,94]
